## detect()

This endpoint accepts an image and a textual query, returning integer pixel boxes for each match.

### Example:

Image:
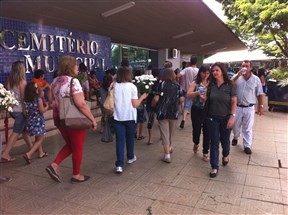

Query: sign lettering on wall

[0,18,111,84]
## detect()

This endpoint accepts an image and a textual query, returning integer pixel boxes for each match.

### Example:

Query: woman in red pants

[46,56,97,183]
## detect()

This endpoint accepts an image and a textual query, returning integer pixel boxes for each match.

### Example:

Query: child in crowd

[31,69,52,105]
[23,82,49,164]
[146,68,160,145]
[77,63,90,101]
[88,70,102,103]
[136,101,146,140]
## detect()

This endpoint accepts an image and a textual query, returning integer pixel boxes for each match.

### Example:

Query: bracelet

[259,105,264,108]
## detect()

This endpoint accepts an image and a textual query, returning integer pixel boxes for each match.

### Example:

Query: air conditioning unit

[168,49,178,59]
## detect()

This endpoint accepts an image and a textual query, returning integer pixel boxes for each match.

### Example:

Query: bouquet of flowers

[133,75,157,94]
[0,83,19,112]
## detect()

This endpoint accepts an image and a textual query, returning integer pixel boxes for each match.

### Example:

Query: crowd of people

[1,55,265,183]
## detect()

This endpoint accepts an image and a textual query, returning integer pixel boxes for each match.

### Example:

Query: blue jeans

[206,115,231,170]
[113,120,136,167]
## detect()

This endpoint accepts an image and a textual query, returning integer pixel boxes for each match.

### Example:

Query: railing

[0,101,102,145]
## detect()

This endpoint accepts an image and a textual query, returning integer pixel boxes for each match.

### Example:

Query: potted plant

[267,67,288,111]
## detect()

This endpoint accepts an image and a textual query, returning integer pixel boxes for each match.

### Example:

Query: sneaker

[180,120,185,129]
[244,147,252,154]
[232,139,238,146]
[127,155,137,164]
[162,156,171,163]
[115,166,123,173]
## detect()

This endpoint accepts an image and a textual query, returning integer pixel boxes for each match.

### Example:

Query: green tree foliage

[216,0,288,58]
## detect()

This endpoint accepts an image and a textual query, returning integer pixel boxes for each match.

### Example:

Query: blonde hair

[57,56,77,77]
[162,68,176,82]
[8,61,26,88]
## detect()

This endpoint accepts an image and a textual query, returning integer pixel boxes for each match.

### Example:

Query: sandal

[38,152,49,159]
[203,154,209,161]
[209,169,218,178]
[137,136,145,140]
[23,154,32,165]
[193,144,199,153]
[0,157,16,163]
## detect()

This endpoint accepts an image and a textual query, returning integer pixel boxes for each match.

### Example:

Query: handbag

[59,78,92,129]
[103,82,115,114]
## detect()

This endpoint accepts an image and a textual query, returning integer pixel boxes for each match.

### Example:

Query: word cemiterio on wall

[0,29,106,72]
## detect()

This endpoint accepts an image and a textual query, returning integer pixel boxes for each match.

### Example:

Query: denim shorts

[184,94,192,110]
[10,112,26,133]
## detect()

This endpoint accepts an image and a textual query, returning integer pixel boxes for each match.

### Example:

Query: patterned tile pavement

[0,100,287,215]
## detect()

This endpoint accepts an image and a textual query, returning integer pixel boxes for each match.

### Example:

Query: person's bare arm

[131,93,148,108]
[38,98,49,113]
[186,81,198,99]
[19,80,27,113]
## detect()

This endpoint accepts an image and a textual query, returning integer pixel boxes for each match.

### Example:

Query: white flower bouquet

[133,75,157,94]
[0,83,19,112]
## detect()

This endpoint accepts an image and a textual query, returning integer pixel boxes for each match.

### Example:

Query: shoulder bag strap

[110,81,115,90]
[70,77,74,104]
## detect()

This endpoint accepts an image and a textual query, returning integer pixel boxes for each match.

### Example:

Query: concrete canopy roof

[0,0,246,55]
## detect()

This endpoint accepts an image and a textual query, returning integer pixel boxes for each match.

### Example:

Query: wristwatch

[231,113,236,117]
[259,105,264,108]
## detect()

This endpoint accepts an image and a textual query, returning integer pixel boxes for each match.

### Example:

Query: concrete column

[158,49,181,70]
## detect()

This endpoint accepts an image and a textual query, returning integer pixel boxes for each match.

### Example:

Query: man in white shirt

[177,56,199,129]
[231,60,264,154]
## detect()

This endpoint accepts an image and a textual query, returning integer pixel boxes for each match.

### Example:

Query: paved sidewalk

[0,104,287,214]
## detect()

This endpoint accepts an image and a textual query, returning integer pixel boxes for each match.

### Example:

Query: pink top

[51,75,83,120]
